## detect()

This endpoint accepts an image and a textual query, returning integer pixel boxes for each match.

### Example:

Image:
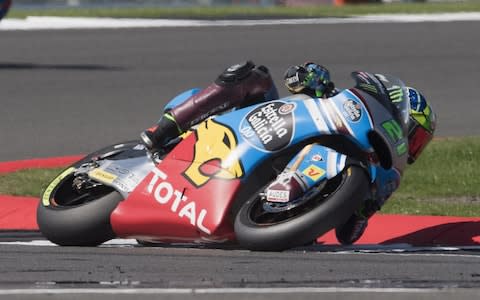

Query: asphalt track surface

[1,19,480,299]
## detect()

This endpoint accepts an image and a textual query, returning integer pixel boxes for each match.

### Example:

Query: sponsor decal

[358,83,378,94]
[183,119,244,187]
[89,168,118,184]
[266,189,290,203]
[133,144,146,150]
[311,154,323,162]
[190,102,229,126]
[342,99,362,122]
[278,103,296,115]
[285,73,300,86]
[302,165,326,181]
[382,119,403,143]
[388,86,404,103]
[41,167,75,206]
[396,142,407,155]
[148,168,211,234]
[239,101,294,152]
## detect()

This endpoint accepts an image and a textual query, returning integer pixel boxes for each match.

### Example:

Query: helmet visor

[408,118,433,163]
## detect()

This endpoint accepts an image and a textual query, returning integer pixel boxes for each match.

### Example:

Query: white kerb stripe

[0,287,443,295]
[2,13,480,31]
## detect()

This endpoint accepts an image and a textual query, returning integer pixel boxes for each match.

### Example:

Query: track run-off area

[1,13,480,299]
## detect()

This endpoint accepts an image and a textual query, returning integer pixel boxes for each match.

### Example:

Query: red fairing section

[110,134,240,242]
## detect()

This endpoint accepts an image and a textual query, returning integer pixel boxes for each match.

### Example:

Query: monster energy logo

[359,83,378,94]
[388,86,404,103]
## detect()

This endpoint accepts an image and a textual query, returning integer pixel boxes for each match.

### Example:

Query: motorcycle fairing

[111,131,239,242]
[208,91,376,179]
[350,71,409,173]
[110,89,387,242]
[284,144,347,189]
[86,154,155,199]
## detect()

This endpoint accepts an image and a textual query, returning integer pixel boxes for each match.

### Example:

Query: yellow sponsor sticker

[302,164,326,181]
[42,167,75,206]
[89,168,117,184]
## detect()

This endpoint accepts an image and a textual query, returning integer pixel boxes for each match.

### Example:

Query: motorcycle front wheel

[37,171,123,246]
[36,142,139,246]
[234,165,369,251]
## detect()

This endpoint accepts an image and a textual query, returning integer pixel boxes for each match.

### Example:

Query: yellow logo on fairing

[89,168,117,184]
[302,165,325,181]
[183,119,244,187]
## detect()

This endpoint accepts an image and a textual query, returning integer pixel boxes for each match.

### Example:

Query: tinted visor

[408,118,433,163]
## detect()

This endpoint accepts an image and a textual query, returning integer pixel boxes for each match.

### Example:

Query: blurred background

[5,0,471,9]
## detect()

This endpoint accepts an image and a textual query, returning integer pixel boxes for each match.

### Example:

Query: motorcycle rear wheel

[234,165,369,251]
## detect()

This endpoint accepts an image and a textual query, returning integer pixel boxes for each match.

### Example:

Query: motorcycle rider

[335,86,436,244]
[141,60,436,245]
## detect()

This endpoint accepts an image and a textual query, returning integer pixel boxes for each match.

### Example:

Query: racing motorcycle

[37,72,410,251]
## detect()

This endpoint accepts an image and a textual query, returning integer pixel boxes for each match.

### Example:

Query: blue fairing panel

[286,144,348,189]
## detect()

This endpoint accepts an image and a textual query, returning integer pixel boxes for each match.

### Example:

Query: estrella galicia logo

[239,101,295,152]
[342,99,362,122]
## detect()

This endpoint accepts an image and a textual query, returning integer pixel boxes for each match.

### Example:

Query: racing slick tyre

[37,189,123,246]
[234,165,369,251]
[36,141,139,246]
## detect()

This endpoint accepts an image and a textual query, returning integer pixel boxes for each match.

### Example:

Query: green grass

[0,168,64,198]
[382,136,480,216]
[1,137,480,216]
[7,2,480,19]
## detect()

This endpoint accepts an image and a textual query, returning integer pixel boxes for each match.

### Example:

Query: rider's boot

[141,61,278,152]
[335,199,380,245]
[140,113,181,153]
